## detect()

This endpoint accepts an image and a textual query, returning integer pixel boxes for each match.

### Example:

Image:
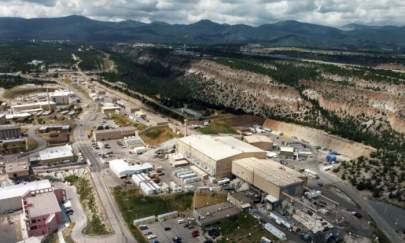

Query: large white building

[11,101,56,113]
[50,90,74,105]
[232,158,307,201]
[0,180,52,213]
[31,144,75,164]
[177,135,266,178]
[109,159,153,178]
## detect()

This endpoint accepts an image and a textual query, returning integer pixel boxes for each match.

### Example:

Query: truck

[134,146,147,155]
[264,223,287,241]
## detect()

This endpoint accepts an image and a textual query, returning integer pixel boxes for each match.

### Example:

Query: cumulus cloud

[0,0,404,26]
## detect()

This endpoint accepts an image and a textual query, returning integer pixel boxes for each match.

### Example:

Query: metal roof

[179,135,264,161]
[233,157,305,187]
[38,144,74,161]
[0,180,52,200]
[244,134,273,144]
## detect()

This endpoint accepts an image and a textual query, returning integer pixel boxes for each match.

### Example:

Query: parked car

[192,230,200,237]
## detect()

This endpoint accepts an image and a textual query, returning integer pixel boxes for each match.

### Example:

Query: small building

[279,146,295,159]
[31,144,75,165]
[0,180,52,213]
[232,158,306,201]
[123,136,144,149]
[5,161,30,178]
[193,202,242,226]
[5,113,32,122]
[101,103,121,116]
[93,127,137,141]
[39,125,71,133]
[227,191,254,209]
[109,159,153,178]
[0,124,21,140]
[243,134,273,150]
[177,135,266,178]
[22,190,64,237]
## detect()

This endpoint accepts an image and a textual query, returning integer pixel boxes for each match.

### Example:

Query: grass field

[199,119,237,134]
[193,192,228,209]
[65,175,110,236]
[140,126,179,145]
[217,213,277,243]
[113,186,193,242]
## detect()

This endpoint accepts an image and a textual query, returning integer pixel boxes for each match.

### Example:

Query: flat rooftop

[12,101,56,108]
[179,135,264,161]
[0,180,51,200]
[25,192,61,218]
[38,144,74,161]
[5,161,29,173]
[0,124,20,131]
[233,157,305,187]
[244,134,273,144]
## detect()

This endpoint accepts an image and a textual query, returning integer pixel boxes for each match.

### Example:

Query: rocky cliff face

[181,58,405,136]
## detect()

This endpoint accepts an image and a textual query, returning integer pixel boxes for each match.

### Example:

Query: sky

[0,0,404,27]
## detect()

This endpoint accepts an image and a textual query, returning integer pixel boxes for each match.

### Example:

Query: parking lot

[141,218,205,243]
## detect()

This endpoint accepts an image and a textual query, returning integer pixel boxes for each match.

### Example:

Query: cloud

[0,0,404,26]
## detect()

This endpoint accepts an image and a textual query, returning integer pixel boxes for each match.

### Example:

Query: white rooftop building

[0,180,52,213]
[32,144,75,164]
[177,135,266,178]
[109,159,153,178]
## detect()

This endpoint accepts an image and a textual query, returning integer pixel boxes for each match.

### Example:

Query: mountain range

[1,15,404,50]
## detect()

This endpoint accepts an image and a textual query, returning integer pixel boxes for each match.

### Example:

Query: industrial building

[30,144,75,165]
[50,90,74,105]
[243,134,273,150]
[109,159,153,178]
[5,161,30,178]
[39,125,71,133]
[0,138,27,154]
[232,158,306,201]
[279,146,295,159]
[0,124,21,140]
[93,127,137,141]
[193,202,242,226]
[22,189,65,237]
[101,103,121,116]
[11,101,56,113]
[177,135,266,178]
[0,180,52,213]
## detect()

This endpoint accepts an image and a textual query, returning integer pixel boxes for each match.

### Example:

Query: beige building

[93,127,137,141]
[11,101,56,113]
[279,146,295,159]
[243,134,273,150]
[177,135,266,178]
[232,157,306,201]
[5,161,30,178]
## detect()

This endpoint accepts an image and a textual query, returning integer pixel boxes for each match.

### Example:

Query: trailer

[264,223,287,241]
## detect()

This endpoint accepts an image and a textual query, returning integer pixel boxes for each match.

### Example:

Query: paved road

[319,169,403,243]
[67,64,136,243]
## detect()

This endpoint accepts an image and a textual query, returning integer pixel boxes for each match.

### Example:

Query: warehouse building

[0,124,21,140]
[11,101,56,113]
[0,180,52,213]
[243,134,273,150]
[93,127,137,141]
[30,144,75,165]
[193,202,242,226]
[50,90,74,105]
[232,158,306,201]
[0,138,27,154]
[177,135,266,178]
